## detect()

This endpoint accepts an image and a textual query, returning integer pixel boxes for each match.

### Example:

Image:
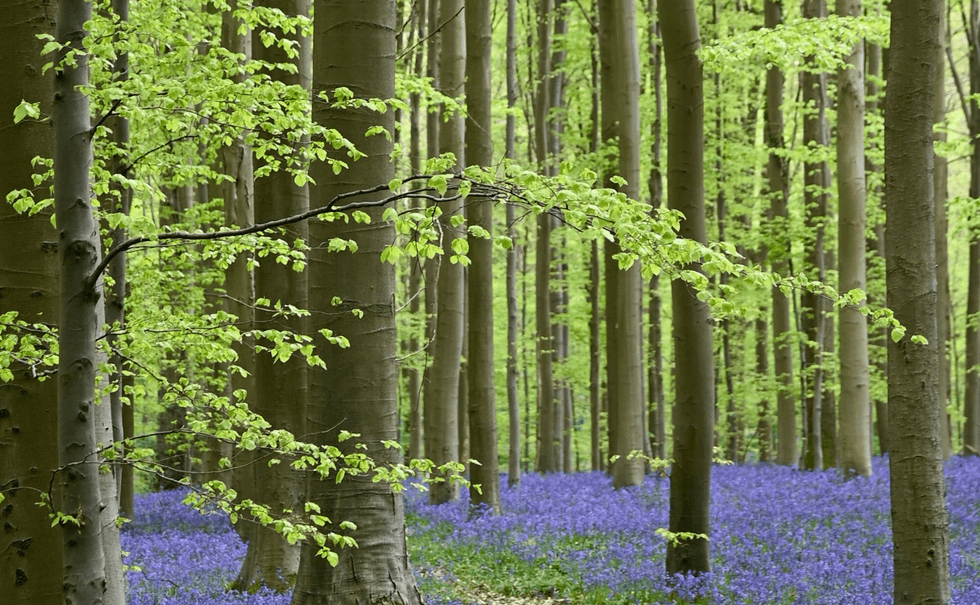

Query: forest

[0,0,976,604]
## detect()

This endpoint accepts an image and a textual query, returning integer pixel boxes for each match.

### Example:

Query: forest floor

[123,457,980,605]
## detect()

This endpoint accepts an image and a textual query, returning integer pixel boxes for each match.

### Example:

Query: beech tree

[0,3,62,602]
[291,0,422,603]
[659,0,714,576]
[885,0,952,601]
[836,0,872,478]
[598,0,644,488]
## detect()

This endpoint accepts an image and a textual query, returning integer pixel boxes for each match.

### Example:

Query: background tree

[836,0,872,477]
[425,0,465,503]
[465,0,502,513]
[598,0,644,488]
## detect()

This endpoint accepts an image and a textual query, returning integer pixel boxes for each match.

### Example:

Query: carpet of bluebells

[123,456,980,605]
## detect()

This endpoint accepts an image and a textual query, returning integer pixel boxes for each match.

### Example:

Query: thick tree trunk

[291,2,422,604]
[659,0,713,575]
[235,0,310,591]
[885,2,952,602]
[836,0,872,478]
[0,3,62,602]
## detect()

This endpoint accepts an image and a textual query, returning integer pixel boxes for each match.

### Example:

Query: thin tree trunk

[964,0,980,456]
[801,0,829,471]
[465,0,501,514]
[659,0,713,575]
[505,0,521,488]
[647,2,665,460]
[426,0,465,503]
[764,0,796,468]
[885,2,952,602]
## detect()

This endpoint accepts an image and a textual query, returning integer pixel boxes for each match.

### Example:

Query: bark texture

[885,1,952,602]
[290,2,422,604]
[836,0,872,477]
[800,0,829,471]
[659,0,714,575]
[235,0,310,591]
[598,0,644,489]
[465,0,501,514]
[0,3,62,602]
[426,0,464,503]
[764,0,796,468]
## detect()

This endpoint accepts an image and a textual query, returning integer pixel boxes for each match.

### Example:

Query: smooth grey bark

[52,1,116,603]
[0,3,62,602]
[885,1,952,602]
[290,2,422,604]
[866,39,889,456]
[426,0,464,503]
[598,0,645,489]
[505,0,521,488]
[465,0,501,514]
[836,0,872,477]
[764,0,796,468]
[800,0,829,471]
[235,0,310,591]
[659,0,714,575]
[647,0,665,462]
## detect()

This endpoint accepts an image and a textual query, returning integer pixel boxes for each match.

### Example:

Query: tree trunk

[0,3,62,602]
[659,0,713,575]
[505,0,521,488]
[290,2,422,603]
[800,0,829,471]
[647,0,665,462]
[885,2,952,602]
[235,0,310,591]
[426,0,465,503]
[764,0,796,468]
[836,0,872,477]
[934,3,952,459]
[53,2,115,603]
[465,0,501,514]
[598,0,645,489]
[964,0,980,457]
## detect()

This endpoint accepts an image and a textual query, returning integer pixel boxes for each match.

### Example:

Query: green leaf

[13,100,40,124]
